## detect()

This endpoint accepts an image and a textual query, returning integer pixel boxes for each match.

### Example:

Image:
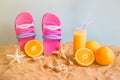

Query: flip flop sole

[15,12,35,51]
[42,13,62,55]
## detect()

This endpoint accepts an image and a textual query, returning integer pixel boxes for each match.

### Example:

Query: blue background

[0,0,120,46]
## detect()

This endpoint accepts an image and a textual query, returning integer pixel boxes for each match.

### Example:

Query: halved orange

[75,48,95,66]
[24,40,43,57]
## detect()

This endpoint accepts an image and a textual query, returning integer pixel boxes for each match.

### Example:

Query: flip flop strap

[16,27,35,35]
[43,25,61,35]
[16,22,34,29]
[43,30,61,35]
[16,23,35,39]
[17,32,36,39]
[43,35,62,40]
[16,23,34,34]
[43,25,61,30]
[43,25,62,39]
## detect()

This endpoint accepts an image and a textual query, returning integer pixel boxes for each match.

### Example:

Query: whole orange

[95,46,115,65]
[86,40,100,53]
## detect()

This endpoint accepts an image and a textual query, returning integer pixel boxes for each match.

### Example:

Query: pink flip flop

[42,13,62,55]
[15,12,36,51]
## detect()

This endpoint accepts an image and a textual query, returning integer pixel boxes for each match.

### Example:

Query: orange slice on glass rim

[75,48,95,66]
[24,40,43,57]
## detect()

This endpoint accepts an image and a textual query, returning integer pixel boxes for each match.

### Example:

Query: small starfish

[53,44,67,59]
[6,48,25,65]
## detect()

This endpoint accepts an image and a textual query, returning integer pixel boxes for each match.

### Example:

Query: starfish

[6,48,25,65]
[53,44,74,65]
[53,44,67,59]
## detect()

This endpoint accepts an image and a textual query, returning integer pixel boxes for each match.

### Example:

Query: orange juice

[73,30,86,53]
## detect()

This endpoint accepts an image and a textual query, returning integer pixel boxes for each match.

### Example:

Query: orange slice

[75,48,95,66]
[24,40,43,57]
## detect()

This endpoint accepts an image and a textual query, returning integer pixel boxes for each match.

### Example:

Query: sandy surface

[0,42,120,80]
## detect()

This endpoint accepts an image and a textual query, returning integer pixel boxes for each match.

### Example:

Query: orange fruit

[75,48,95,66]
[86,40,100,53]
[95,46,115,65]
[24,40,43,57]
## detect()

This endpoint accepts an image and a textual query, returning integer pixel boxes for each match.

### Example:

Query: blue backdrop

[0,0,120,46]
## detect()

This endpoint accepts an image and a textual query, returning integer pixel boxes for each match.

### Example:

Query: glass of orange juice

[73,27,86,53]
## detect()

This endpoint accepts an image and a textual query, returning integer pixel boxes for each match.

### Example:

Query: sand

[0,42,120,80]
